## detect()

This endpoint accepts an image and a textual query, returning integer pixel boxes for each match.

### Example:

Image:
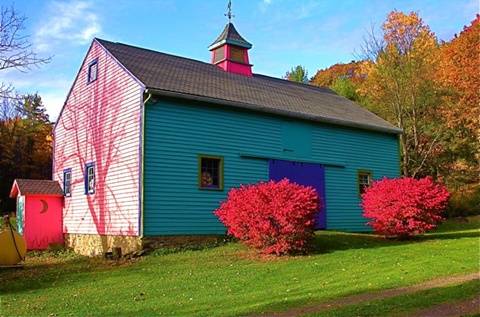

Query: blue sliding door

[269,159,327,229]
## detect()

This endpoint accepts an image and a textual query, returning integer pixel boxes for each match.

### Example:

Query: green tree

[285,65,308,83]
[331,77,360,102]
[0,94,52,213]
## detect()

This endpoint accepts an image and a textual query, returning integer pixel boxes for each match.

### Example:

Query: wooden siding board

[143,98,399,235]
[53,41,142,236]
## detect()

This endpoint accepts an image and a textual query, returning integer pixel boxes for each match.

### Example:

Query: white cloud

[41,90,68,121]
[35,1,101,52]
[2,67,70,120]
[259,0,273,13]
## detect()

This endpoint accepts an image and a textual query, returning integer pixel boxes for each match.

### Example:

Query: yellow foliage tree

[359,11,442,177]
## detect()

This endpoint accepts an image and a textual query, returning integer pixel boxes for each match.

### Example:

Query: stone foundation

[65,233,227,257]
[65,233,142,257]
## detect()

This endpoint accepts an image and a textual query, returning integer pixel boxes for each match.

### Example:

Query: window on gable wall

[358,170,372,195]
[198,156,223,190]
[85,163,95,195]
[87,59,98,83]
[63,169,72,197]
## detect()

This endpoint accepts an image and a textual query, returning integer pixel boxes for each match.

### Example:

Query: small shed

[9,179,64,250]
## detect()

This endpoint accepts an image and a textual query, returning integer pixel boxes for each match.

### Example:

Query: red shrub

[362,177,450,238]
[214,179,318,255]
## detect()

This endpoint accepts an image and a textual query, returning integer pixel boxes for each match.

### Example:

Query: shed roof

[10,179,64,198]
[96,38,402,134]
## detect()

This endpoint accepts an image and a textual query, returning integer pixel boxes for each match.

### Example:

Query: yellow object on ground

[0,228,26,266]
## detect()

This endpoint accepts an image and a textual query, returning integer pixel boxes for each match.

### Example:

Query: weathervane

[224,0,235,22]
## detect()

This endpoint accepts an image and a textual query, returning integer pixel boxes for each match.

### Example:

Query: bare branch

[411,132,441,178]
[0,91,22,120]
[0,5,51,72]
[354,22,385,61]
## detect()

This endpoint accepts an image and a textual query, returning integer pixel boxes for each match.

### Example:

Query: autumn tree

[0,94,52,213]
[359,11,442,177]
[0,5,51,212]
[309,11,477,191]
[285,65,309,83]
[436,15,480,186]
[310,61,366,87]
[310,61,372,107]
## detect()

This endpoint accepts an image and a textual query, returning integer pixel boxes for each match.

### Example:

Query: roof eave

[208,39,252,51]
[144,88,403,135]
[9,180,20,198]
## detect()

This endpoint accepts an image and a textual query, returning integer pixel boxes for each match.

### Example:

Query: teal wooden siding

[143,98,399,235]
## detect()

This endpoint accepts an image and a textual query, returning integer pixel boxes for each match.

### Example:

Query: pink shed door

[24,196,64,250]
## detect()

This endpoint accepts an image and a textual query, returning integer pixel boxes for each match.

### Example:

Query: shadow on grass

[310,232,397,254]
[148,236,233,257]
[2,219,478,296]
[247,276,480,317]
[0,250,140,295]
[310,227,479,255]
[419,230,480,240]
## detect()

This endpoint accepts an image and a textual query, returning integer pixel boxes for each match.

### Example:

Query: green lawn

[308,279,480,317]
[1,217,479,317]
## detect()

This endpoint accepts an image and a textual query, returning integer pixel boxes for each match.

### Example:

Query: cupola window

[213,47,225,64]
[230,47,244,63]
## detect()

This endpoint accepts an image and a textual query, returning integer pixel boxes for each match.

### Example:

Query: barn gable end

[53,40,144,254]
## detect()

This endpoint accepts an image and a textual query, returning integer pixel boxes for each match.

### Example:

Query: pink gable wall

[53,40,143,236]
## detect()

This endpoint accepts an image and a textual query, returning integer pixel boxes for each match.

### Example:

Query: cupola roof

[209,23,252,50]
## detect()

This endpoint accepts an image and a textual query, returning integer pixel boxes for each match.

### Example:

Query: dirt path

[251,272,480,317]
[406,296,479,317]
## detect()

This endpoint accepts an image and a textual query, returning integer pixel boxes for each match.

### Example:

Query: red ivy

[362,177,450,238]
[214,179,318,255]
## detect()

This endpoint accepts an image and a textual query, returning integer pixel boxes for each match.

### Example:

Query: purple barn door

[269,159,326,229]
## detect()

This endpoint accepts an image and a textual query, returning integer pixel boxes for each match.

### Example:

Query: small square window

[87,59,98,83]
[213,47,225,64]
[230,47,245,63]
[63,169,72,197]
[198,156,223,190]
[85,163,95,195]
[358,170,372,195]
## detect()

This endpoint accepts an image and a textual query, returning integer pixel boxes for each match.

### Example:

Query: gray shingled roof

[209,23,253,50]
[11,179,63,197]
[96,38,401,134]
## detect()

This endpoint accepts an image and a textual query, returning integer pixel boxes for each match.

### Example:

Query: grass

[308,279,480,317]
[0,216,16,230]
[1,217,479,317]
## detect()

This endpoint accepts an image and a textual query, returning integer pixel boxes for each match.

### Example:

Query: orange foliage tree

[437,15,479,131]
[310,61,366,87]
[310,61,369,104]
[309,11,478,189]
[436,15,480,185]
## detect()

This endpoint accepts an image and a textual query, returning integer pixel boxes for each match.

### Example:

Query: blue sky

[2,0,478,120]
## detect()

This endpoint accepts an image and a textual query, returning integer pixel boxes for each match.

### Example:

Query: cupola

[209,6,253,76]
